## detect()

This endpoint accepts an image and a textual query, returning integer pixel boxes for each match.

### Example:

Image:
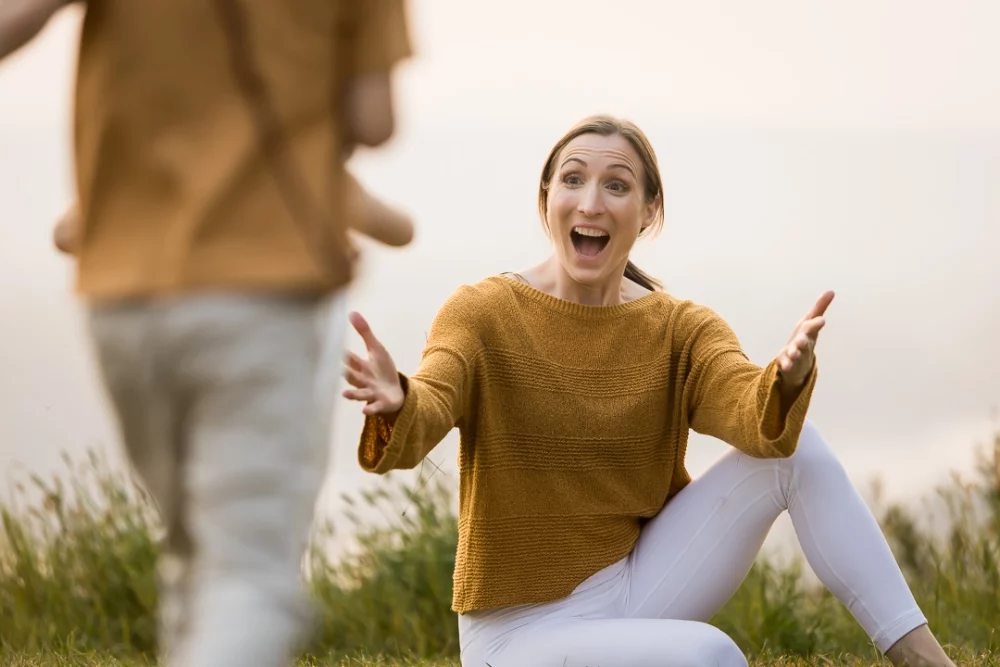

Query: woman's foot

[885,624,957,667]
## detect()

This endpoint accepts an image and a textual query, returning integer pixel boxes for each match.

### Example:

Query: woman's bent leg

[466,618,747,667]
[625,420,927,654]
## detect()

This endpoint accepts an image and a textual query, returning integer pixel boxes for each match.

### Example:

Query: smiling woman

[537,115,665,297]
[340,114,957,667]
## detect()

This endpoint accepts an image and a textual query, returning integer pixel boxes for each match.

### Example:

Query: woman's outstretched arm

[346,287,483,473]
[682,291,834,458]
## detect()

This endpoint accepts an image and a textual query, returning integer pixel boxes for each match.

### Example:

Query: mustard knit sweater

[358,276,817,614]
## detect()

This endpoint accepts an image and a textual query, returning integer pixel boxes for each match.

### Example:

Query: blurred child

[2,2,414,666]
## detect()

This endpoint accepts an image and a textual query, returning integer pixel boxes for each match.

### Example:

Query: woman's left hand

[776,290,835,388]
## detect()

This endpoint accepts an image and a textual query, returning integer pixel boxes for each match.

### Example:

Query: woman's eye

[562,174,583,186]
[608,181,628,193]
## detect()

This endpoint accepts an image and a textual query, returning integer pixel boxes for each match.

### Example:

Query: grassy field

[2,652,1000,667]
[1,428,998,666]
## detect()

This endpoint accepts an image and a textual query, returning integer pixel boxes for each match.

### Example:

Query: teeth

[573,227,609,237]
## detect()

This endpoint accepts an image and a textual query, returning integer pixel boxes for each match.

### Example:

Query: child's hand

[346,172,414,247]
[53,206,79,255]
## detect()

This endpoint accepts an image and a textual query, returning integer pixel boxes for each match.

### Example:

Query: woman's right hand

[343,311,405,416]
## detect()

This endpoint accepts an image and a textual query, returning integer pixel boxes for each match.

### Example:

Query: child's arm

[346,172,414,248]
[337,1,414,248]
[0,0,76,61]
[54,181,416,257]
[341,0,411,150]
[52,204,79,255]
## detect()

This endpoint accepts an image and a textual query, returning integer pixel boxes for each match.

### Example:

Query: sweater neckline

[492,274,665,319]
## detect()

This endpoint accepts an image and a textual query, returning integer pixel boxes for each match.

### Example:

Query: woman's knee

[689,625,748,667]
[492,619,747,667]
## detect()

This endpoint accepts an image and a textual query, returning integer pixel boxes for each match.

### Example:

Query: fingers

[778,293,833,376]
[791,330,816,356]
[341,344,398,415]
[342,388,395,416]
[349,311,383,352]
[806,290,835,320]
[341,351,396,415]
[342,387,375,402]
[344,366,368,389]
[345,351,366,372]
[800,315,826,340]
[343,314,402,416]
[778,329,816,372]
[778,347,808,373]
[343,350,370,384]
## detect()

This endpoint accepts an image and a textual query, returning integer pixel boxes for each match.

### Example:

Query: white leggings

[458,421,927,667]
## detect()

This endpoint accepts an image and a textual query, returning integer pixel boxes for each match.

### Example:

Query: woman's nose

[576,183,605,217]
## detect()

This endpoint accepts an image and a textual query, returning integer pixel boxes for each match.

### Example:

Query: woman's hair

[538,115,665,291]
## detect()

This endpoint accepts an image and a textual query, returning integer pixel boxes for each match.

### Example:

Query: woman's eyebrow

[608,163,637,177]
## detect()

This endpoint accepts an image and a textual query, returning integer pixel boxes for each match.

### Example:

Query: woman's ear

[641,194,662,234]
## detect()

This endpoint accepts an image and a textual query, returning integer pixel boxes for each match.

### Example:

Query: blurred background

[1,0,998,568]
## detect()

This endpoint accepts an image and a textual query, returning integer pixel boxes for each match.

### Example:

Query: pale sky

[1,1,998,559]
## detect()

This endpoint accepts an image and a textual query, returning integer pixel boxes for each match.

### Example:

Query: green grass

[2,650,1000,667]
[1,428,998,666]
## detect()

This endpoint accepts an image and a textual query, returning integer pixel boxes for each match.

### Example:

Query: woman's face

[546,132,654,287]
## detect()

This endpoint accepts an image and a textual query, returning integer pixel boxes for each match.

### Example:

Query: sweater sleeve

[358,287,482,474]
[682,304,817,458]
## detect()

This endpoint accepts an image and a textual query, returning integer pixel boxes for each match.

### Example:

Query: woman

[343,115,955,667]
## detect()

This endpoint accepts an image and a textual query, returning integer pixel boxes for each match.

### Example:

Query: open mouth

[570,226,610,258]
